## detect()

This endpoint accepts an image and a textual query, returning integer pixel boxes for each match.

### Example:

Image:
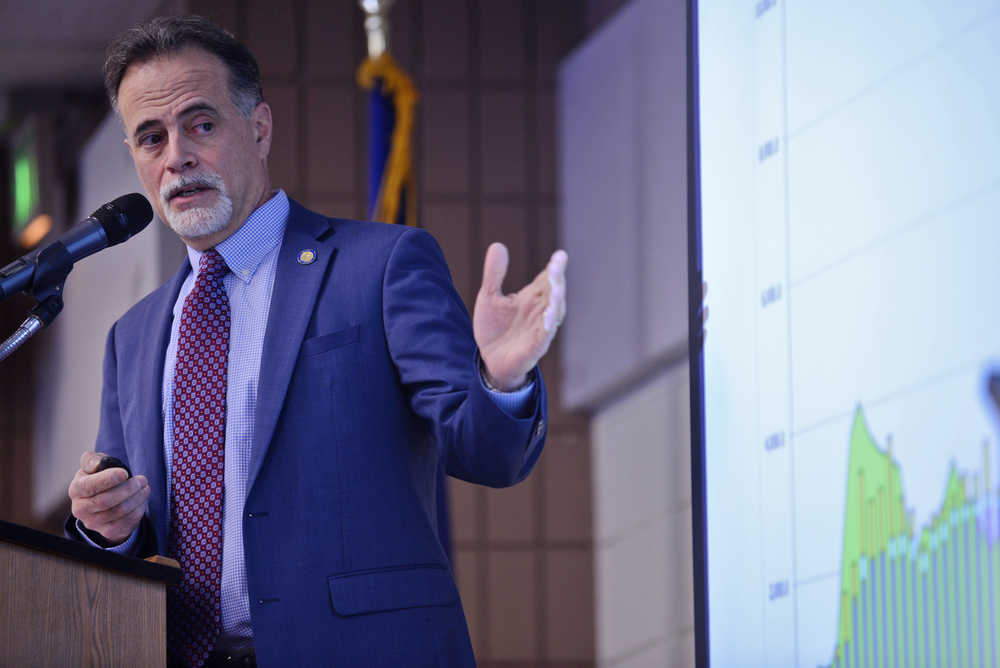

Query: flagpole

[359,0,393,58]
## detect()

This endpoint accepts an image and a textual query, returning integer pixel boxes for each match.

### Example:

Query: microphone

[0,193,153,300]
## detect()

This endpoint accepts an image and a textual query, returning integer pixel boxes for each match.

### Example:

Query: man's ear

[251,102,273,158]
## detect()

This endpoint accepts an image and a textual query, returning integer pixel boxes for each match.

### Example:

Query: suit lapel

[249,201,337,492]
[135,261,189,553]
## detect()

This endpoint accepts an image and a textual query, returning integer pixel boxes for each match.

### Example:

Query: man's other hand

[68,451,149,546]
[474,243,568,391]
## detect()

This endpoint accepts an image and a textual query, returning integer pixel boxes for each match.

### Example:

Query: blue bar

[952,524,966,666]
[899,551,908,668]
[934,550,945,668]
[869,560,877,668]
[853,597,861,668]
[964,521,978,668]
[862,574,870,668]
[879,553,888,667]
[986,520,997,668]
[890,552,899,668]
[922,568,932,668]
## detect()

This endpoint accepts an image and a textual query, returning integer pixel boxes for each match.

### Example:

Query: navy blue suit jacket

[80,200,548,666]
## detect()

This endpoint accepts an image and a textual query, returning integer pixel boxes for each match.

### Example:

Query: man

[65,15,566,668]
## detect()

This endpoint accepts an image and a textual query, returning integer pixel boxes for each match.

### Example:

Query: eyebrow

[132,102,219,140]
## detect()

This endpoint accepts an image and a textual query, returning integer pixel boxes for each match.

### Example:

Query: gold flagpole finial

[359,0,394,58]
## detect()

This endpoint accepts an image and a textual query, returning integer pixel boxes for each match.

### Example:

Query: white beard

[159,172,234,239]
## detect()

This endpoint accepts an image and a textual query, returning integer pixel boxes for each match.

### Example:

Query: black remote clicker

[94,455,132,478]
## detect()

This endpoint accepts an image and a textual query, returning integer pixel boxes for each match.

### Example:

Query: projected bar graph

[697,0,1000,664]
[828,408,999,668]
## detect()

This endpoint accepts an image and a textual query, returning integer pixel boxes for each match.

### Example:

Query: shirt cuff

[480,368,536,419]
[75,518,141,555]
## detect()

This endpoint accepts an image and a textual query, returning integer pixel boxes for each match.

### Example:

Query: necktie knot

[199,248,228,281]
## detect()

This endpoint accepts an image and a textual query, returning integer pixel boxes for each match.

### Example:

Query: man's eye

[195,122,214,133]
[139,133,162,147]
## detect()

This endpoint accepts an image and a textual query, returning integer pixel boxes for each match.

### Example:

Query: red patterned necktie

[167,249,229,668]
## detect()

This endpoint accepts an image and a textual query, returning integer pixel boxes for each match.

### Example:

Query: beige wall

[558,0,695,666]
[593,364,693,667]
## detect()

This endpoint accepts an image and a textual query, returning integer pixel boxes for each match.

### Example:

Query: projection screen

[690,1,1000,665]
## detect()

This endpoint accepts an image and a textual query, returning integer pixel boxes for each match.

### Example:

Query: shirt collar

[185,189,289,283]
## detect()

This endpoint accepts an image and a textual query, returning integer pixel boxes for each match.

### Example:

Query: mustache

[160,172,226,203]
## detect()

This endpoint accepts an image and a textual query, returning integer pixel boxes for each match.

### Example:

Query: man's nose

[164,133,197,172]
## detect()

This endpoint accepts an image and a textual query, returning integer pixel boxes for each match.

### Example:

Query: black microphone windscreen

[92,193,153,245]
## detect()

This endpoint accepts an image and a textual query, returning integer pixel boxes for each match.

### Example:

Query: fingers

[479,242,510,297]
[80,450,102,473]
[69,450,149,544]
[70,470,147,516]
[70,465,129,499]
[89,475,148,513]
[544,250,568,333]
[73,475,149,544]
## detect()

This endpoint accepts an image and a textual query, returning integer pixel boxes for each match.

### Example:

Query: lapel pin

[297,249,317,265]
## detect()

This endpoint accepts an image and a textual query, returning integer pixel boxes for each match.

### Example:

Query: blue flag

[357,54,416,225]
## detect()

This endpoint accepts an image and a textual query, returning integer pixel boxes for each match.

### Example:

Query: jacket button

[535,419,545,437]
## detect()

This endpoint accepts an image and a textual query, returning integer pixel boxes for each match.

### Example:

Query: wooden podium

[0,519,180,667]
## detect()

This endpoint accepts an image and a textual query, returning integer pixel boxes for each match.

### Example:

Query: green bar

[13,153,33,227]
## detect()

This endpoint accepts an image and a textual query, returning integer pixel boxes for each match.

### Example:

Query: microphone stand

[0,242,72,363]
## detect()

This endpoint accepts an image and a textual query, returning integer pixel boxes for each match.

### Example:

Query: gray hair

[103,15,263,118]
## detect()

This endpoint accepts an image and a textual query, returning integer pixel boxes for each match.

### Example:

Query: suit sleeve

[382,227,548,488]
[64,321,156,556]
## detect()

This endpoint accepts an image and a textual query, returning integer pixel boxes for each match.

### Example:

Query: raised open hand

[473,242,568,391]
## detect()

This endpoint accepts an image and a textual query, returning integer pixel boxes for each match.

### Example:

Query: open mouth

[170,185,215,201]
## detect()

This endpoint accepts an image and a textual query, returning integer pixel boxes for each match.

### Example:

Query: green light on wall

[12,152,37,231]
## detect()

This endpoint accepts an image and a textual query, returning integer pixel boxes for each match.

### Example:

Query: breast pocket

[302,324,360,357]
